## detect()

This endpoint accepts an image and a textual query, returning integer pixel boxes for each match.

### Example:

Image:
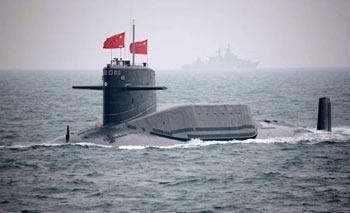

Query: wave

[119,127,350,150]
[1,127,349,151]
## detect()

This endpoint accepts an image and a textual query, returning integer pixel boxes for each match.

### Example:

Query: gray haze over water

[1,0,350,70]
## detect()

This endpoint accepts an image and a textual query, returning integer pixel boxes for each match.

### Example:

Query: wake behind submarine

[53,23,332,147]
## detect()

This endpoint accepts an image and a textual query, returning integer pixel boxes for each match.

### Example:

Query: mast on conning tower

[132,19,135,66]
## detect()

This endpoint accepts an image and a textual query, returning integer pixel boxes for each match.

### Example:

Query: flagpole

[110,49,112,63]
[124,46,126,59]
[132,19,135,66]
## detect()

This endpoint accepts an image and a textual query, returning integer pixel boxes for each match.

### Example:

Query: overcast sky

[0,0,349,70]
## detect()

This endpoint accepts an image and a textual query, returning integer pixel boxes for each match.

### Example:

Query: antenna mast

[132,19,135,66]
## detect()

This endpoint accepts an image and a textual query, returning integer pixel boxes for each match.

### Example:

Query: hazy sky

[0,0,349,70]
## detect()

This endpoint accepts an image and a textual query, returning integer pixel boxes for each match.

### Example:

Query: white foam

[2,127,349,150]
[118,145,150,150]
[72,142,113,148]
[116,127,350,150]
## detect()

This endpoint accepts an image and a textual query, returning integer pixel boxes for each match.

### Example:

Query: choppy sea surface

[0,68,350,212]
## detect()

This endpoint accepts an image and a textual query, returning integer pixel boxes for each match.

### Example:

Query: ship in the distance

[182,45,259,71]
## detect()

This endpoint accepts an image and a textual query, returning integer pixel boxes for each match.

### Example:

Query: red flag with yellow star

[103,32,125,49]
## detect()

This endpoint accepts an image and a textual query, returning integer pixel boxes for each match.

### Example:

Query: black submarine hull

[61,61,330,147]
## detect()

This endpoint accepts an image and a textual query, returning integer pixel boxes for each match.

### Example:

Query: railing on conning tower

[108,58,148,68]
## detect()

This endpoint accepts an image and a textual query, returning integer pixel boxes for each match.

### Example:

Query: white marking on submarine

[52,22,332,147]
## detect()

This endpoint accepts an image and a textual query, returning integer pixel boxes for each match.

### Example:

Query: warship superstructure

[182,46,259,71]
[51,23,331,147]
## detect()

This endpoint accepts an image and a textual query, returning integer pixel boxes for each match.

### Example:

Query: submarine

[52,23,332,147]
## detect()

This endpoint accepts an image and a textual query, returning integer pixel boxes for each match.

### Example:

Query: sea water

[0,68,350,212]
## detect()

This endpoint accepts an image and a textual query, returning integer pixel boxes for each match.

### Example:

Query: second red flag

[129,40,148,54]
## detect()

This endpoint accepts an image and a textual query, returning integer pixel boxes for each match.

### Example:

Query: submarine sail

[73,22,166,125]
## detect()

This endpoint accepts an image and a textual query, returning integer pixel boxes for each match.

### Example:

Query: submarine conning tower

[103,60,166,125]
[73,59,167,125]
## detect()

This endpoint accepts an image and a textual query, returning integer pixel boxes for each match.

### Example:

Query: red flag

[103,32,125,49]
[129,40,148,54]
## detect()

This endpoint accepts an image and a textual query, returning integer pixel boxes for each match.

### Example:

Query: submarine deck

[50,104,303,147]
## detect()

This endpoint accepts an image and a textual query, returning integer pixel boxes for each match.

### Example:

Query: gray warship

[182,46,259,71]
[52,24,331,147]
